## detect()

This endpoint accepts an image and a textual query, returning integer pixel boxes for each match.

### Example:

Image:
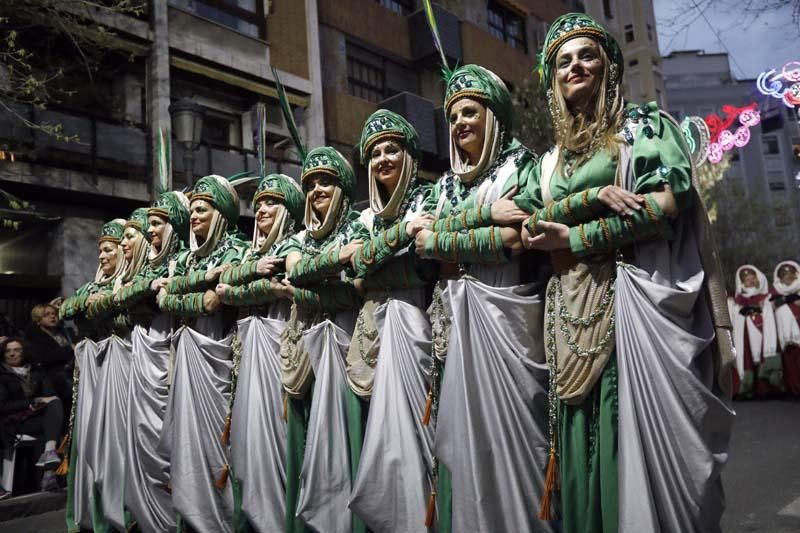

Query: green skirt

[557,357,619,533]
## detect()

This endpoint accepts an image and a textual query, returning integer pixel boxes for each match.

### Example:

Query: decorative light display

[756,61,800,108]
[703,103,760,164]
[680,116,711,168]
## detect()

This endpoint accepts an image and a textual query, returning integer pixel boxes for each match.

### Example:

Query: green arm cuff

[218,260,260,286]
[362,255,428,291]
[525,187,604,234]
[85,292,116,321]
[423,226,509,264]
[568,193,674,257]
[114,278,154,309]
[352,221,412,277]
[293,282,361,313]
[431,205,493,232]
[60,294,89,320]
[166,270,209,295]
[223,278,278,306]
[158,292,206,317]
[290,248,344,285]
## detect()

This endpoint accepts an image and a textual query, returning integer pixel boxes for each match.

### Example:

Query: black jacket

[0,366,56,419]
[24,325,74,371]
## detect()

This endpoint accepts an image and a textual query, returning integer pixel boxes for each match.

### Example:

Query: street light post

[169,98,204,187]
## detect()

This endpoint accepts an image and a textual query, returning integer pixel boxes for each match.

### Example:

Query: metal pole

[184,147,195,188]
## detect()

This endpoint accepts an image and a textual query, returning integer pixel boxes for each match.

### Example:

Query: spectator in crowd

[24,303,74,414]
[0,337,63,492]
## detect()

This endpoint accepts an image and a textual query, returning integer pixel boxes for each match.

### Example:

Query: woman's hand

[33,396,58,405]
[215,283,232,304]
[274,279,296,300]
[339,240,364,265]
[256,256,284,276]
[405,214,435,237]
[598,185,644,215]
[202,289,221,313]
[490,186,529,225]
[85,293,104,306]
[526,221,571,252]
[150,278,169,292]
[414,229,433,257]
[204,265,230,283]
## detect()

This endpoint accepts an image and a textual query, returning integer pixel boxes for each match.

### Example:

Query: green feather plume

[423,0,453,84]
[271,66,308,162]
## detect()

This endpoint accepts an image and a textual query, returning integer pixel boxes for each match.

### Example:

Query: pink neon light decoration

[704,103,760,164]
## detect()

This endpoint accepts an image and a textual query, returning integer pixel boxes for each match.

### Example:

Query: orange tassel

[283,394,288,422]
[55,455,69,476]
[220,415,231,446]
[56,434,69,455]
[538,448,559,520]
[424,490,437,527]
[214,464,230,489]
[421,391,433,426]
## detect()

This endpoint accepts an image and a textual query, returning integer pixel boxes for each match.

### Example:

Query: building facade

[0,0,324,326]
[663,50,800,273]
[583,0,666,106]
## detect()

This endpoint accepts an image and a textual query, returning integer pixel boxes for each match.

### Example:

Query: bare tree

[0,0,145,143]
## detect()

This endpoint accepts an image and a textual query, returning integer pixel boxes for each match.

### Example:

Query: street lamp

[169,97,204,186]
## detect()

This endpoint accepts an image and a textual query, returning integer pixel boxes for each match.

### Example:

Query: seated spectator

[25,303,74,416]
[0,338,63,492]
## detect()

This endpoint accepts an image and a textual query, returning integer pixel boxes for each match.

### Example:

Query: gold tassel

[538,447,559,520]
[424,490,436,527]
[56,434,69,455]
[220,415,231,446]
[214,464,230,489]
[282,394,288,422]
[421,391,433,426]
[55,455,69,476]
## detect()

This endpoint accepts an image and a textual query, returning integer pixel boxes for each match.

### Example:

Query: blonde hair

[550,44,625,174]
[31,303,56,324]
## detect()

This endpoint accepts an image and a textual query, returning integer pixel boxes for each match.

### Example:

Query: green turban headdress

[300,146,356,201]
[124,207,149,236]
[148,191,191,243]
[444,64,514,131]
[190,174,241,228]
[253,173,305,227]
[538,13,623,91]
[98,219,125,244]
[358,109,419,164]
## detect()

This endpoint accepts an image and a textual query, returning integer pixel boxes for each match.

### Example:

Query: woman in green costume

[82,207,150,532]
[279,146,368,533]
[523,13,734,532]
[346,109,437,532]
[410,57,551,532]
[214,104,306,533]
[59,219,125,533]
[122,187,190,533]
[157,174,249,533]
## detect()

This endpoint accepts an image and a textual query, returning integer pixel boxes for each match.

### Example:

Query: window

[763,136,780,155]
[603,0,614,19]
[347,56,385,103]
[374,0,413,15]
[170,0,264,39]
[202,109,241,147]
[488,1,527,51]
[629,59,638,67]
[647,23,653,41]
[769,181,786,191]
[624,24,634,43]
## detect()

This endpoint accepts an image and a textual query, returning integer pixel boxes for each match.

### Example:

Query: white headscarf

[119,227,150,286]
[94,218,127,287]
[731,264,779,377]
[449,105,502,184]
[189,176,239,258]
[304,182,345,241]
[773,260,800,348]
[368,150,416,222]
